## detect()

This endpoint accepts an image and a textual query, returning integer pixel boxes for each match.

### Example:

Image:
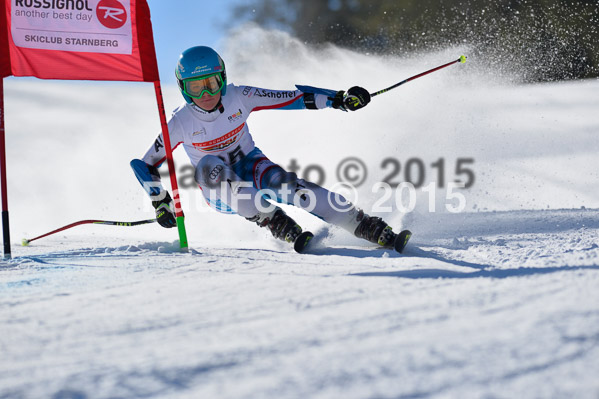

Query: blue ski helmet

[176,46,227,104]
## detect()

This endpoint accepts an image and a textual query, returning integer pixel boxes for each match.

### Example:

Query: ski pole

[22,219,156,246]
[370,55,467,97]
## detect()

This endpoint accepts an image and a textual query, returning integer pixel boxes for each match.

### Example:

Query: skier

[131,46,410,252]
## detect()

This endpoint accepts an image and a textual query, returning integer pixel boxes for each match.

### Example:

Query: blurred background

[230,0,598,83]
[147,0,598,84]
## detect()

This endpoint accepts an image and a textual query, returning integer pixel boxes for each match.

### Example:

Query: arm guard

[295,85,340,109]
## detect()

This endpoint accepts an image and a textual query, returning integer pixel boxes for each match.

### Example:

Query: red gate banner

[0,0,158,81]
[0,0,189,255]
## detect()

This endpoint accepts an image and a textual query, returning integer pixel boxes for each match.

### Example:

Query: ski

[292,229,410,254]
[294,231,314,253]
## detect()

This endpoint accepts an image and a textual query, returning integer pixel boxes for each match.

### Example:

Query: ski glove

[152,192,177,228]
[344,86,371,111]
[331,86,371,112]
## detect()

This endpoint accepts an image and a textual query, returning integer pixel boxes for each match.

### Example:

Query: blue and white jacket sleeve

[237,85,340,111]
[130,115,184,201]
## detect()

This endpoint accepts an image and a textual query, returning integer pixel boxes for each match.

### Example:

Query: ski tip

[294,231,314,253]
[21,238,30,247]
[459,55,467,64]
[394,230,412,254]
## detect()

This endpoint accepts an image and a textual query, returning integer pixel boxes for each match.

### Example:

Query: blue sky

[146,0,249,83]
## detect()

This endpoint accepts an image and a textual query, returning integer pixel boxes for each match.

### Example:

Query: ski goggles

[182,73,224,99]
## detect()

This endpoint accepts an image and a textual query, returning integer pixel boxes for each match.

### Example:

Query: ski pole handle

[371,55,467,97]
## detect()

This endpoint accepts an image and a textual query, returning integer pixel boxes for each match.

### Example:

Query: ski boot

[353,210,411,253]
[248,208,314,253]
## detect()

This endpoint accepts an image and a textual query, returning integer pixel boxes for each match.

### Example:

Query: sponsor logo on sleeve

[242,86,253,97]
[253,89,296,99]
[154,136,164,153]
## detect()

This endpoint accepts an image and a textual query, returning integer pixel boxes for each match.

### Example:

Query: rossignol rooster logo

[96,0,127,29]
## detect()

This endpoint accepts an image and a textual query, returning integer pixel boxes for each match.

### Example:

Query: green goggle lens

[183,73,224,99]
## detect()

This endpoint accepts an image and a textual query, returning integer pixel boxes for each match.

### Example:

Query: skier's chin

[193,95,221,112]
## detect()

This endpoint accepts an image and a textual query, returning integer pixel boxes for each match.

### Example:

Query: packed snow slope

[1,26,598,398]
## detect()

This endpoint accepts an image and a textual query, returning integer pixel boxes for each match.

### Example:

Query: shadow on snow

[350,264,599,279]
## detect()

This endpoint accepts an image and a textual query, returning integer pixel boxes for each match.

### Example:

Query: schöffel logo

[96,0,127,29]
[254,89,295,99]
